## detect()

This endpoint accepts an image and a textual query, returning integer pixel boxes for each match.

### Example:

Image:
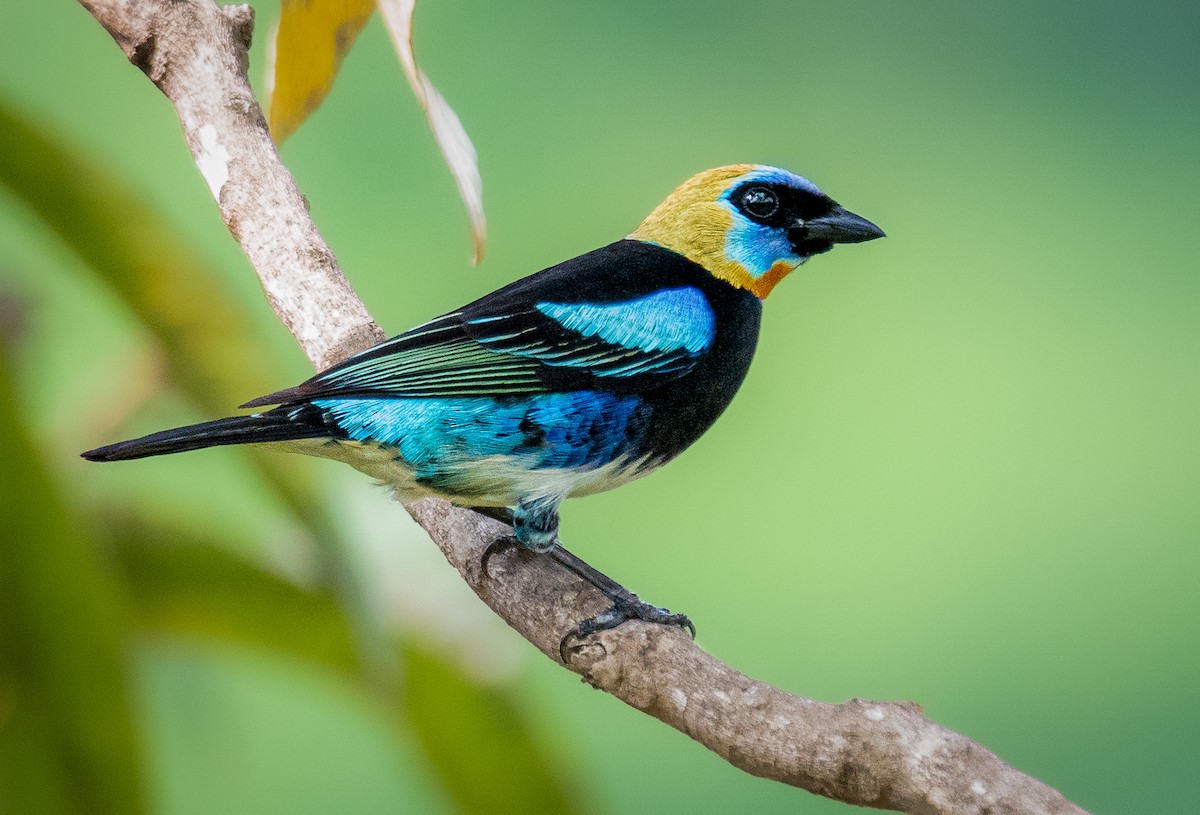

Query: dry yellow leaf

[377,0,487,264]
[268,0,487,262]
[267,0,376,144]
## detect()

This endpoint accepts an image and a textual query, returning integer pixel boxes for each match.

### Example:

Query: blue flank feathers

[314,391,650,486]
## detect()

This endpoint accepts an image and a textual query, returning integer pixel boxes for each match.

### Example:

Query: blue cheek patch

[314,392,651,483]
[535,287,715,355]
[718,165,820,278]
[718,205,801,278]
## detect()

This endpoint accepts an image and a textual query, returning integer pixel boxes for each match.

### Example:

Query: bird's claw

[479,532,696,664]
[481,534,522,578]
[559,596,695,663]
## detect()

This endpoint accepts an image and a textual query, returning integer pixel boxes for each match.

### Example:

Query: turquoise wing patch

[536,287,714,355]
[471,286,715,379]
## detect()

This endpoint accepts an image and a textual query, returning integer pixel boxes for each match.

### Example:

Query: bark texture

[80,0,385,368]
[78,2,1092,813]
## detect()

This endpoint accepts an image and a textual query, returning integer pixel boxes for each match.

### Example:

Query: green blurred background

[1,1,1197,813]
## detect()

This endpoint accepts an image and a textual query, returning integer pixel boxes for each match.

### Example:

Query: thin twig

[77,2,1091,812]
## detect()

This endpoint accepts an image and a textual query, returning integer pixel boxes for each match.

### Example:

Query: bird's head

[630,164,884,298]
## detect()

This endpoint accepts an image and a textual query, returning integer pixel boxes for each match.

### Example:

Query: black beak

[786,205,884,257]
[800,206,885,244]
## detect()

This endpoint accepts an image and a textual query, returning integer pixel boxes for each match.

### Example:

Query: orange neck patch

[748,261,795,298]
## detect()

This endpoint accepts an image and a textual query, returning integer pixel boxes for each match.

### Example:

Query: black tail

[81,405,335,462]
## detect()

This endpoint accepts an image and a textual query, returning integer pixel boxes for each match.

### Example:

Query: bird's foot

[476,524,696,663]
[560,595,694,663]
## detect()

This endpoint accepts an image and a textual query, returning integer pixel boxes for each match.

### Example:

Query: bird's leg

[472,500,694,662]
[512,496,560,552]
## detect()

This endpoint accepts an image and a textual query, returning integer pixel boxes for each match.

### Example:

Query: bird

[83,164,883,652]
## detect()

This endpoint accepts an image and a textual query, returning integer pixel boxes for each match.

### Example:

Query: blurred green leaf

[404,648,586,815]
[110,525,586,815]
[0,329,148,814]
[0,105,272,413]
[0,96,326,537]
[0,94,392,682]
[111,518,359,674]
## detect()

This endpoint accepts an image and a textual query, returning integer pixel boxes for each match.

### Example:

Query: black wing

[243,247,718,407]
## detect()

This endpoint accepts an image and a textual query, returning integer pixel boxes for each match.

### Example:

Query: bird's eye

[739,186,780,220]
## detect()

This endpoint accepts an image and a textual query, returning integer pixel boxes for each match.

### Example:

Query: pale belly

[277,437,657,507]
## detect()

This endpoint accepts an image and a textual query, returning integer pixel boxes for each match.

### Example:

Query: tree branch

[77,2,1091,812]
[78,0,385,369]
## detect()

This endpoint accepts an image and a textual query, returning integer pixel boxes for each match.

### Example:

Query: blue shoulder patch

[535,287,715,355]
